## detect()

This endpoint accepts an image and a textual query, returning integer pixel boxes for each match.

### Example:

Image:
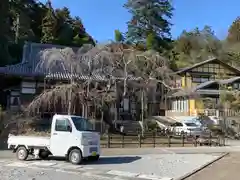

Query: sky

[40,0,240,42]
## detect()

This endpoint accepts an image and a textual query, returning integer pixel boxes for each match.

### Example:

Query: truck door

[50,117,73,156]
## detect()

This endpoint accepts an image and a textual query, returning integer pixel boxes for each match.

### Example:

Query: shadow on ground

[87,156,141,165]
[27,156,141,165]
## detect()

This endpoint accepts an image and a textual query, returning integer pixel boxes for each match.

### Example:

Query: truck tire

[69,149,82,165]
[39,150,49,160]
[16,146,28,161]
[91,155,100,161]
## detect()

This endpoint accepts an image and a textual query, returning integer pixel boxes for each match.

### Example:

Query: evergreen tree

[114,29,124,42]
[0,0,95,66]
[227,17,240,43]
[71,16,95,46]
[146,33,158,50]
[41,0,57,44]
[54,7,73,45]
[0,0,11,65]
[124,0,173,51]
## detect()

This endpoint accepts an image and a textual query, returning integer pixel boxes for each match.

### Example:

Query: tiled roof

[175,57,240,75]
[45,73,108,81]
[194,80,217,91]
[169,76,240,97]
[0,42,69,77]
[220,76,240,84]
[45,72,142,81]
[0,62,31,76]
[0,42,143,82]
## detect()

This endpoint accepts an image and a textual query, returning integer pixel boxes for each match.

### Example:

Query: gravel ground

[0,153,222,180]
[0,166,104,180]
[83,154,220,179]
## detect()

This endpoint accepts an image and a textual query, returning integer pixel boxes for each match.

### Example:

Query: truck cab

[7,114,100,165]
[49,115,100,163]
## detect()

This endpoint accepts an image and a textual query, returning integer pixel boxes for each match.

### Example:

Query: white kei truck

[7,114,101,165]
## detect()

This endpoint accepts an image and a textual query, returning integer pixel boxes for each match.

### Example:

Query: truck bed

[7,134,50,148]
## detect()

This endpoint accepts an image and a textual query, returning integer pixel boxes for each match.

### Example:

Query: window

[201,77,209,82]
[71,116,93,131]
[209,64,214,68]
[55,119,71,132]
[233,83,240,89]
[185,123,197,127]
[192,77,201,83]
[21,81,36,94]
[192,76,210,83]
[171,122,183,127]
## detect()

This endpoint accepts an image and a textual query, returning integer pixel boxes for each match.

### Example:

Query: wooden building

[166,57,240,117]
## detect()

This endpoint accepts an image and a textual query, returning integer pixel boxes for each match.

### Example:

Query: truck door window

[55,119,71,132]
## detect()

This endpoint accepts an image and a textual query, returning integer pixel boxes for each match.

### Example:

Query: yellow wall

[189,99,196,116]
[186,75,192,87]
[181,76,185,87]
[174,60,238,116]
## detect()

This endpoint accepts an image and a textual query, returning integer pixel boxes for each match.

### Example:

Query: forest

[1,0,240,70]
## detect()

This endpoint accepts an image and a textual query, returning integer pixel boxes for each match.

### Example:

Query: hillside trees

[0,0,95,66]
[0,0,11,65]
[172,26,222,68]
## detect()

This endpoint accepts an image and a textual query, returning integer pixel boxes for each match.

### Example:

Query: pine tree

[124,0,173,50]
[41,0,57,43]
[71,17,95,46]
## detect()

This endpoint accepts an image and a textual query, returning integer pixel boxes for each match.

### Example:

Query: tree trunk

[67,86,72,115]
[68,67,73,115]
[141,89,144,136]
[114,81,118,128]
[123,64,127,96]
[82,104,85,117]
[86,80,90,118]
[93,104,96,130]
[101,98,104,133]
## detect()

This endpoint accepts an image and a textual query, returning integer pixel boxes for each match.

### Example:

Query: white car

[208,116,219,125]
[170,122,203,136]
[7,114,100,165]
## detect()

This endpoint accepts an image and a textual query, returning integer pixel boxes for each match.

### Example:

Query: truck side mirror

[67,125,72,132]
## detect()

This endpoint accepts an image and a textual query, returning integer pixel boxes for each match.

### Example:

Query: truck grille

[90,147,98,153]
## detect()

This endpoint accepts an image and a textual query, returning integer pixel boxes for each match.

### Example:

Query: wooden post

[153,131,156,148]
[138,134,142,148]
[222,134,225,146]
[121,134,124,148]
[194,135,197,147]
[107,134,110,148]
[168,135,171,147]
[209,132,212,146]
[182,133,185,147]
[217,135,220,146]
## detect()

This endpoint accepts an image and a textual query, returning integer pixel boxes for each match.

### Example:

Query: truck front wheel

[69,149,82,165]
[16,146,28,161]
[39,150,49,160]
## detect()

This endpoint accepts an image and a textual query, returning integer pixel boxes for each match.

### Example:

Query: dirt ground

[185,152,240,180]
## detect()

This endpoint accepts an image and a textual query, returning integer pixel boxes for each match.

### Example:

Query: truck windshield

[71,116,93,131]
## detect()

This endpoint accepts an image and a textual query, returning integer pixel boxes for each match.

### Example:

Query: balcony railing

[165,109,240,117]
